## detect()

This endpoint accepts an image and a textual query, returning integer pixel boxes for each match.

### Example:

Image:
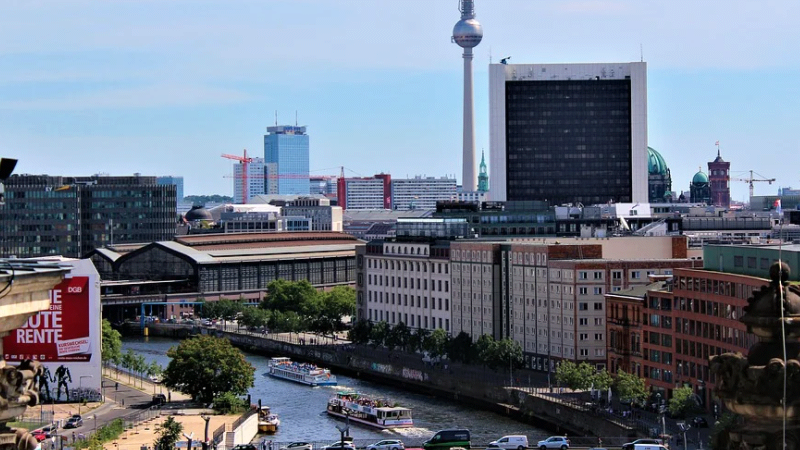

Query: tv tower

[452,0,482,191]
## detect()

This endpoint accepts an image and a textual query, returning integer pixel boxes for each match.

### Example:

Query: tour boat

[258,406,280,434]
[267,357,338,386]
[326,391,413,429]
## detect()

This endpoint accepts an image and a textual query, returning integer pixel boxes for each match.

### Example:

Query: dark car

[691,416,709,428]
[153,393,167,405]
[622,439,665,450]
[63,415,83,429]
[233,445,257,450]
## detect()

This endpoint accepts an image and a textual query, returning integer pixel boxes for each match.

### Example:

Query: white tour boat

[267,357,338,386]
[326,391,413,429]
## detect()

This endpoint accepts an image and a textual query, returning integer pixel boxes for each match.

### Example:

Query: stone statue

[710,262,800,449]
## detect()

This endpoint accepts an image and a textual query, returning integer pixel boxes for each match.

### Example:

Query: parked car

[622,439,665,450]
[281,442,313,450]
[323,441,356,450]
[536,436,569,450]
[63,415,83,429]
[149,375,162,383]
[152,393,167,405]
[32,425,57,441]
[366,440,405,450]
[423,429,471,450]
[691,416,709,428]
[490,435,528,450]
[232,445,257,450]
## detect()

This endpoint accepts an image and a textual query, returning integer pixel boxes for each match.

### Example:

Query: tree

[316,286,356,333]
[348,319,372,345]
[423,328,449,359]
[101,319,122,367]
[134,355,147,388]
[408,328,429,353]
[447,331,474,363]
[495,338,524,371]
[240,307,270,329]
[121,350,136,383]
[555,361,596,391]
[614,369,648,405]
[146,361,163,393]
[212,391,248,414]
[154,416,183,450]
[268,310,303,332]
[669,386,700,418]
[263,279,320,315]
[386,322,411,351]
[370,321,389,348]
[215,298,244,324]
[163,335,255,403]
[592,368,614,391]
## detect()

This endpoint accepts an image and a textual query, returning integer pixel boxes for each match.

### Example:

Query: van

[633,445,668,450]
[489,436,528,450]
[423,429,471,450]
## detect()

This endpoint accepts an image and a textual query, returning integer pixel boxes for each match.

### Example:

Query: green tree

[101,319,122,367]
[447,331,474,363]
[669,386,699,418]
[198,300,219,319]
[121,349,136,383]
[348,319,372,345]
[423,328,449,359]
[134,354,148,388]
[495,338,524,371]
[212,391,248,414]
[146,361,163,393]
[263,279,320,314]
[215,298,244,324]
[386,322,411,351]
[614,369,648,405]
[240,306,270,329]
[370,321,389,348]
[316,286,356,333]
[154,416,184,450]
[269,310,303,332]
[408,328,430,353]
[163,335,255,403]
[555,361,596,391]
[592,368,614,391]
[475,334,498,367]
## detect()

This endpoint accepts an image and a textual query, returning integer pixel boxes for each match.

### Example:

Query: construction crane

[221,150,253,203]
[732,170,776,198]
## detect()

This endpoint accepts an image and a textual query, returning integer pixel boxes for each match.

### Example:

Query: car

[233,445,257,450]
[490,435,528,450]
[63,416,83,429]
[323,441,356,450]
[366,440,405,450]
[691,416,709,428]
[621,439,665,450]
[152,393,167,404]
[536,437,570,450]
[32,425,57,442]
[281,442,313,450]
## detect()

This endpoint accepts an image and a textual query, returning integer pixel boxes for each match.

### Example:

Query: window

[595,333,603,340]
[579,287,588,295]
[747,257,757,269]
[593,287,603,295]
[579,333,588,341]
[579,271,588,280]
[734,256,743,267]
[579,302,588,311]
[612,271,622,280]
[631,271,641,279]
[593,271,603,280]
[579,318,588,326]
[594,302,603,310]
[594,317,603,326]
[580,349,589,356]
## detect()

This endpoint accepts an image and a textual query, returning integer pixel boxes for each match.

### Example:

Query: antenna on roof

[295,110,298,126]
[274,110,278,126]
[640,43,644,62]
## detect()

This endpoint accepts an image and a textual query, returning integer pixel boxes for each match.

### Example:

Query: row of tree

[348,319,525,370]
[198,280,355,334]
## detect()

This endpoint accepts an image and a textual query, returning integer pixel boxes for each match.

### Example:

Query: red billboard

[3,276,91,362]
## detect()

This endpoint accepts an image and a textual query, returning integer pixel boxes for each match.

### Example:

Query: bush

[212,391,247,414]
[74,419,124,449]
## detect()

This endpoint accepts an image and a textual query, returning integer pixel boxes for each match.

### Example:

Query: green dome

[648,147,669,176]
[692,170,709,184]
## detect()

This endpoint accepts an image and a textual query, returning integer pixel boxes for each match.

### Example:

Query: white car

[490,436,529,450]
[323,442,356,450]
[366,440,405,450]
[537,437,570,450]
[281,443,313,450]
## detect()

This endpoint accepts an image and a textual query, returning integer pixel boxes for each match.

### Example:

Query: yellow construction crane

[731,170,776,198]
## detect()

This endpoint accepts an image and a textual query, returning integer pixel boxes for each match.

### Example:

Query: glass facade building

[264,125,310,195]
[489,62,648,205]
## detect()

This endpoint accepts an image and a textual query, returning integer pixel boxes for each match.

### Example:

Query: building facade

[338,175,392,210]
[157,176,184,202]
[1,174,177,258]
[708,151,731,208]
[310,175,338,199]
[489,62,648,205]
[391,176,458,211]
[264,125,310,195]
[282,196,343,231]
[690,169,711,204]
[232,157,267,204]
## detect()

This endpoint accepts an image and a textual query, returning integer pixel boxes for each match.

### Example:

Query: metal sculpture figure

[35,366,52,402]
[53,365,72,402]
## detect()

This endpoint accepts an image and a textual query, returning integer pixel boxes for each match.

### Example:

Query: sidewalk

[103,368,191,402]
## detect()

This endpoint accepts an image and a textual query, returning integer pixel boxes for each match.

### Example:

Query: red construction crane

[221,149,253,203]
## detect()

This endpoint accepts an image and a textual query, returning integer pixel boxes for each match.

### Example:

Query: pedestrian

[261,440,268,450]
[269,441,273,450]
[115,382,119,391]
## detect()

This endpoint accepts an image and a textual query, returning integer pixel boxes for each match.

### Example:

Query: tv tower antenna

[452,0,483,192]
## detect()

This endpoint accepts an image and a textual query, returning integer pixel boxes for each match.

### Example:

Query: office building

[232,157,267,204]
[1,174,176,258]
[264,125,310,195]
[489,62,648,205]
[282,196,343,232]
[157,176,184,202]
[310,175,338,199]
[338,174,392,210]
[391,176,458,211]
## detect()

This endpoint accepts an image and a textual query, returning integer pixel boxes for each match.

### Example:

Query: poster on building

[2,259,102,402]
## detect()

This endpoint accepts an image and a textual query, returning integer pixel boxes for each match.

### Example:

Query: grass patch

[73,419,125,450]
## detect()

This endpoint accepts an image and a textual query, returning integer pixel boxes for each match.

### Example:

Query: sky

[1,0,798,201]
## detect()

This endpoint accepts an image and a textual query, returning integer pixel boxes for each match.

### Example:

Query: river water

[122,337,546,446]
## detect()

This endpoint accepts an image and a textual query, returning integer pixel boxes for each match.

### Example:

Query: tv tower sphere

[452,17,482,48]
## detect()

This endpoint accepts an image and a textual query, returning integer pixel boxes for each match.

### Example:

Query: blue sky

[1,0,798,200]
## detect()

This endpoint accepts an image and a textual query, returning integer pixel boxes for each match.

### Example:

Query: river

[122,337,547,445]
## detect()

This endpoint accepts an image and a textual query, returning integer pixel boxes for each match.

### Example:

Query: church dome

[692,170,709,185]
[648,147,669,176]
[184,205,213,221]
